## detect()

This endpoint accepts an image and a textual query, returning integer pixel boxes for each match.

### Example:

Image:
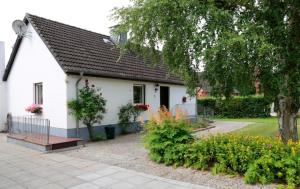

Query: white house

[1,14,196,140]
[0,41,6,131]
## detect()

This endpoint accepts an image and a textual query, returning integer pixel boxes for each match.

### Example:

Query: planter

[105,127,115,139]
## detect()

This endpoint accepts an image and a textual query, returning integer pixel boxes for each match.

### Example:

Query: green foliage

[113,0,300,98]
[144,127,300,188]
[90,133,107,142]
[191,119,210,129]
[118,103,144,132]
[68,80,106,140]
[143,115,194,166]
[198,96,271,118]
[113,0,300,141]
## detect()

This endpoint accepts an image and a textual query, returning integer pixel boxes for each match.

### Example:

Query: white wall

[5,23,68,129]
[0,41,6,131]
[67,75,195,129]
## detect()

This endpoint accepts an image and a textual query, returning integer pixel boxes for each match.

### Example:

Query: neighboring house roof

[2,14,184,85]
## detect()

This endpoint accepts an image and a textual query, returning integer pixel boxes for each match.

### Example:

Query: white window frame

[133,84,145,104]
[34,83,43,105]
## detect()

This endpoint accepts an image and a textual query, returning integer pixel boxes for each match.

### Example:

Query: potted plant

[118,103,149,133]
[25,104,43,114]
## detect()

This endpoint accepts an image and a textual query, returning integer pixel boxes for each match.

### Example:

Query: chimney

[109,25,127,45]
[0,41,6,131]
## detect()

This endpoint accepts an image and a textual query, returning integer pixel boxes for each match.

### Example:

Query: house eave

[66,71,185,86]
[2,18,29,82]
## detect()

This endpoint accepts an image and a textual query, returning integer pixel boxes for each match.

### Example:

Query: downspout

[75,72,84,138]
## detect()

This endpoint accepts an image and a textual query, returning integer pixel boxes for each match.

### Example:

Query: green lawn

[215,117,300,138]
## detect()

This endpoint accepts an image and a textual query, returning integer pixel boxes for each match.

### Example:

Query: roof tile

[25,14,183,85]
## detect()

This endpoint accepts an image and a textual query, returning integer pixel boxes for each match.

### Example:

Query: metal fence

[7,114,50,144]
[171,103,196,117]
[198,106,215,120]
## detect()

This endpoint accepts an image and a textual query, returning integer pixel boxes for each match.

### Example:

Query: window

[133,85,145,104]
[34,83,43,104]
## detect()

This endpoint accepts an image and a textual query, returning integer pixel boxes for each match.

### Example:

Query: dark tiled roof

[3,14,183,85]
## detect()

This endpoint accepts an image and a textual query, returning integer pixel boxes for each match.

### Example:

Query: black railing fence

[7,114,50,144]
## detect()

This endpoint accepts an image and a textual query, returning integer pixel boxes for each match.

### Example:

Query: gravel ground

[59,121,276,189]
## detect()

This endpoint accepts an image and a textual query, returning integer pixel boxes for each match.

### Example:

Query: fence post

[46,120,50,145]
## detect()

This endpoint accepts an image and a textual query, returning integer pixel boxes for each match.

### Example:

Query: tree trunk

[195,88,201,122]
[278,96,299,143]
[86,124,94,140]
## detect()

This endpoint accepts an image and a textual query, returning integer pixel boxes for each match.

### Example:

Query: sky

[0,0,130,63]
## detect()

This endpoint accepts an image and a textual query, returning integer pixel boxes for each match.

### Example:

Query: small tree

[113,0,300,143]
[68,80,106,140]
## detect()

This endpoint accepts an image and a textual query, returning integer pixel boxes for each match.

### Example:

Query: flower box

[25,104,43,114]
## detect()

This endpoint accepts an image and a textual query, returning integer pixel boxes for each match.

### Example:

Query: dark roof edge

[66,72,185,86]
[2,14,66,81]
[2,17,29,81]
[2,36,22,81]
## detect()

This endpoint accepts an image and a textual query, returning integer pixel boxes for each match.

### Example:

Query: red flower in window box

[134,104,149,111]
[25,104,43,114]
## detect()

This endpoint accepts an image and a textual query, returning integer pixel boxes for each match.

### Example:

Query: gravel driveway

[195,121,252,137]
[59,121,276,189]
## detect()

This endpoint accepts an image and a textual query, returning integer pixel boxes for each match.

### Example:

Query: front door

[160,86,169,110]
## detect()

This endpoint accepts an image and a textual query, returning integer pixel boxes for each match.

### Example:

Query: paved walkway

[0,133,211,189]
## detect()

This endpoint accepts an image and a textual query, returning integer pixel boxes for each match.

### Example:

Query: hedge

[198,96,271,118]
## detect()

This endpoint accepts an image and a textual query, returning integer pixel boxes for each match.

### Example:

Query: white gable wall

[66,75,196,129]
[0,41,6,131]
[5,23,68,129]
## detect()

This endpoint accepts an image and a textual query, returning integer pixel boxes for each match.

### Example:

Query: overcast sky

[0,0,130,63]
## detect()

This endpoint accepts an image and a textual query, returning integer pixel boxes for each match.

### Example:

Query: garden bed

[143,110,300,188]
[192,125,215,132]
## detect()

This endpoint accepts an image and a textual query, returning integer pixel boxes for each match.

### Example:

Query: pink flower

[25,103,43,114]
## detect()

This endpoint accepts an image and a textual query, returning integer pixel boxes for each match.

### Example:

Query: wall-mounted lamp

[154,83,159,92]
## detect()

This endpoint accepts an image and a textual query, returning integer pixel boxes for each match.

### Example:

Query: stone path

[195,120,252,137]
[0,133,211,189]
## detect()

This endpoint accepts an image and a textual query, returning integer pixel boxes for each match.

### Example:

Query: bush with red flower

[25,104,43,114]
[118,103,150,133]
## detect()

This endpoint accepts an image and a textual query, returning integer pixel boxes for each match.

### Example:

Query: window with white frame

[34,83,43,105]
[133,85,145,104]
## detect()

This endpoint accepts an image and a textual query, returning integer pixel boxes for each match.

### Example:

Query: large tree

[113,0,300,143]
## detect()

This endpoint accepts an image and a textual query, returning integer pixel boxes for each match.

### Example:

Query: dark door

[160,86,169,110]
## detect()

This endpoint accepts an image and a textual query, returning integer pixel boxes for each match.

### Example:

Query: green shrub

[191,135,300,188]
[198,96,271,118]
[144,121,300,188]
[143,108,194,166]
[90,133,106,141]
[118,103,147,133]
[68,80,106,140]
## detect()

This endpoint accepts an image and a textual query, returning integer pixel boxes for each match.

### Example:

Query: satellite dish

[12,20,28,37]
